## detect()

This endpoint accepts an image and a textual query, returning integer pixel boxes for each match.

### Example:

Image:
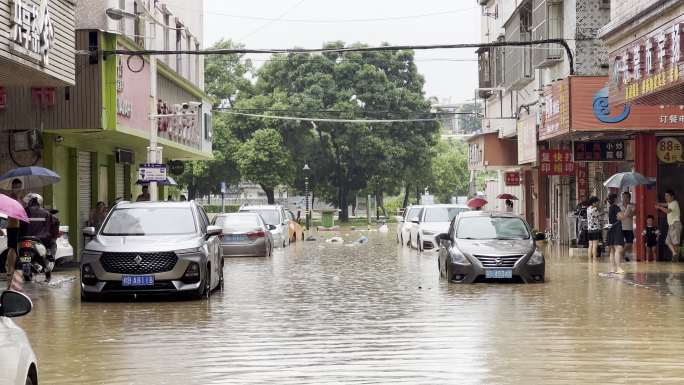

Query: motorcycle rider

[19,193,57,281]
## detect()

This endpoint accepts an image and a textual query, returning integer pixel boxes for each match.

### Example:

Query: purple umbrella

[0,193,28,223]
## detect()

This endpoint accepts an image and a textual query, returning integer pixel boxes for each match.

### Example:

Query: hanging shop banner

[608,16,684,106]
[656,137,683,164]
[540,149,575,176]
[517,110,538,164]
[539,79,570,141]
[574,141,625,162]
[576,162,589,203]
[505,171,521,186]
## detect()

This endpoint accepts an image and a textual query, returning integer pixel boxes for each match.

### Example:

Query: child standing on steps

[642,215,660,262]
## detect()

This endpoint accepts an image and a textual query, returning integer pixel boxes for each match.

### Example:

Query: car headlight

[176,247,203,255]
[527,252,544,265]
[451,252,471,265]
[422,230,436,236]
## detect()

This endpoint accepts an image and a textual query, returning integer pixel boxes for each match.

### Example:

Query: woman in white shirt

[586,196,602,261]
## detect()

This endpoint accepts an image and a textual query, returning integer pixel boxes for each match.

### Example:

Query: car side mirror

[410,216,420,224]
[533,232,546,241]
[206,225,222,238]
[83,227,96,237]
[0,291,32,318]
[436,233,451,245]
[267,224,277,231]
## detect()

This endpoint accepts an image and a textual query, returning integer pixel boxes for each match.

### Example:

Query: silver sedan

[213,213,274,257]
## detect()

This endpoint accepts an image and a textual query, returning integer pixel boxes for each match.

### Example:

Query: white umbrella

[603,172,653,190]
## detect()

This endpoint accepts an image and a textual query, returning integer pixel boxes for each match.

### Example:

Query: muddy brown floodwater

[12,230,684,384]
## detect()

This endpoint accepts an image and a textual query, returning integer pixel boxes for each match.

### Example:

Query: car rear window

[423,207,467,222]
[101,207,196,236]
[240,209,280,225]
[456,217,530,240]
[215,215,261,229]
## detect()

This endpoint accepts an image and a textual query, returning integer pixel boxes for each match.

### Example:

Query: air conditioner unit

[115,148,134,164]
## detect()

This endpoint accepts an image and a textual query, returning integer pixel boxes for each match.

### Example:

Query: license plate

[485,269,513,279]
[20,255,32,263]
[223,234,247,242]
[122,275,155,286]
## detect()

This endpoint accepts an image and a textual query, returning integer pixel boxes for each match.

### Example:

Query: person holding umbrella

[4,179,24,277]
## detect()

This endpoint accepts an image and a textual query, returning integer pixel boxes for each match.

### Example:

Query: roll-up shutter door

[115,163,124,200]
[78,152,92,248]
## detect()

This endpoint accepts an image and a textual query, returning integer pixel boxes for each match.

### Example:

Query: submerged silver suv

[80,201,223,300]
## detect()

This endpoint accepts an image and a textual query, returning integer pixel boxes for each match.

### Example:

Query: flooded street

[12,229,684,384]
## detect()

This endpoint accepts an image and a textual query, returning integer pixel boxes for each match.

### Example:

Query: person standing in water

[606,194,626,274]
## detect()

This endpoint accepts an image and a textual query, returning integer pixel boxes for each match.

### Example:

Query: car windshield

[101,207,196,236]
[405,208,420,220]
[215,215,261,230]
[423,207,467,222]
[241,209,280,225]
[456,216,530,240]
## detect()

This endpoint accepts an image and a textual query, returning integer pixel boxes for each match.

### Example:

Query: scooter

[16,236,54,282]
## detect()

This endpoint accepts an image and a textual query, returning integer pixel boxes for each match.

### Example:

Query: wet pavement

[8,230,684,384]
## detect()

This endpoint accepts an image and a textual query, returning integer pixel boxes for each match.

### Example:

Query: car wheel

[218,260,225,291]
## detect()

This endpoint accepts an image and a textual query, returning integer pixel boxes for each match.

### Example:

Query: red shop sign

[575,162,589,202]
[540,149,575,176]
[505,172,521,186]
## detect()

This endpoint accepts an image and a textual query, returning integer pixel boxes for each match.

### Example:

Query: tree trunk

[402,183,411,208]
[416,187,421,205]
[339,186,349,222]
[261,185,275,204]
[377,191,386,218]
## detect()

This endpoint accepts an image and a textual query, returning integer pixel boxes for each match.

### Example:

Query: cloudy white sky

[203,0,481,104]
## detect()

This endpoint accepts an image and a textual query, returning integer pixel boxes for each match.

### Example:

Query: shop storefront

[536,76,682,243]
[602,3,684,260]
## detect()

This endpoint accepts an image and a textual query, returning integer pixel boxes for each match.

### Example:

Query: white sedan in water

[409,204,469,252]
[0,291,38,385]
[396,205,423,246]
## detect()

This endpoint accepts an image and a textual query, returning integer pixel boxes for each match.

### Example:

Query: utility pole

[147,55,161,201]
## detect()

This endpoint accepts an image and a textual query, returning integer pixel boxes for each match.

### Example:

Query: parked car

[0,290,39,385]
[409,204,469,251]
[396,205,423,246]
[437,211,545,284]
[287,210,305,243]
[80,201,223,300]
[213,212,274,257]
[238,205,290,248]
[54,225,74,265]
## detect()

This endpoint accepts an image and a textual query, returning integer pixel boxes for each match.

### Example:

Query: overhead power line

[101,38,575,74]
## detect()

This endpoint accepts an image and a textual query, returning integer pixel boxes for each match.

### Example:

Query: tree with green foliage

[235,128,293,204]
[230,42,438,220]
[204,39,254,106]
[431,139,470,203]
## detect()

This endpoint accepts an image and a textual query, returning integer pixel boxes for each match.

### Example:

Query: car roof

[114,201,196,209]
[421,204,469,209]
[216,212,260,217]
[240,205,282,210]
[459,210,521,218]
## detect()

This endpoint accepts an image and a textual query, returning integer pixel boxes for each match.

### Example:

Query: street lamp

[303,163,311,230]
[105,7,137,21]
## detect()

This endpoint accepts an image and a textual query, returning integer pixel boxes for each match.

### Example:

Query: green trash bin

[321,210,336,228]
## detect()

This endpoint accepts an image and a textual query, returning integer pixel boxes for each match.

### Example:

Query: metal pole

[147,55,160,201]
[305,176,310,230]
